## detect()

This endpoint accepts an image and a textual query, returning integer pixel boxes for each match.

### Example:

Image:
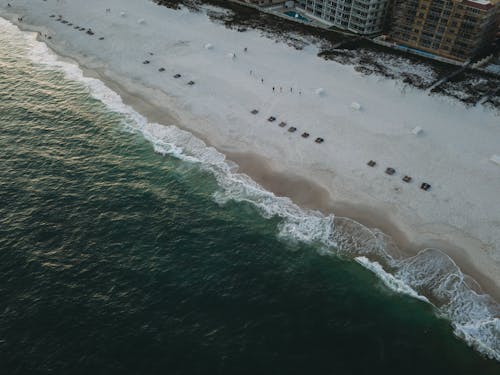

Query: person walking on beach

[261,78,264,84]
[272,86,275,92]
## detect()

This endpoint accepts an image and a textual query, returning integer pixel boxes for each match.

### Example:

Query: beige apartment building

[390,0,499,62]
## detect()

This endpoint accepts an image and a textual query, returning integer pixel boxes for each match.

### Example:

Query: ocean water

[0,18,499,375]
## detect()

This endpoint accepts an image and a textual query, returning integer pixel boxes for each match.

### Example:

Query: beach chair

[420,183,431,191]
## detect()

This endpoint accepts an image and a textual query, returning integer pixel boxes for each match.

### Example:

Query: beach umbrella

[350,102,361,110]
[489,154,500,166]
[411,126,423,135]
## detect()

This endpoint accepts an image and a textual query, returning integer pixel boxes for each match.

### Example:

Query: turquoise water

[284,11,310,23]
[0,19,499,374]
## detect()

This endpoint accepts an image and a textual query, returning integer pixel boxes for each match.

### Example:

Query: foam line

[355,256,429,302]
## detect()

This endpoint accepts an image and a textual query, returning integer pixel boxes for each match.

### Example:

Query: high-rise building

[390,0,500,62]
[296,0,391,35]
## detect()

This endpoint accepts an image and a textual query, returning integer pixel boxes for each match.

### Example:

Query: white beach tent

[137,18,146,24]
[120,12,127,17]
[350,102,361,110]
[204,43,213,50]
[411,126,423,135]
[315,88,325,96]
[490,154,500,167]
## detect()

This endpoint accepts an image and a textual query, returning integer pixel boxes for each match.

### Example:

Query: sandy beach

[1,0,499,358]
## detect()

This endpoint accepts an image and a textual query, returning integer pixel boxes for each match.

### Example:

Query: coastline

[2,0,499,299]
[1,0,499,358]
[20,32,500,301]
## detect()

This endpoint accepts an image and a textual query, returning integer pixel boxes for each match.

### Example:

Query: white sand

[2,0,499,296]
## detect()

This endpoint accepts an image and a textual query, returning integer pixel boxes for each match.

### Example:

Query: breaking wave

[5,17,499,361]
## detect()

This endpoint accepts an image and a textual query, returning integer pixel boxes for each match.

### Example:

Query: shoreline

[37,42,500,301]
[225,151,500,302]
[0,0,500,318]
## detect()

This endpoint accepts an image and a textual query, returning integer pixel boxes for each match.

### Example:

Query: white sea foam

[355,256,429,302]
[394,248,500,360]
[140,122,336,247]
[5,16,499,361]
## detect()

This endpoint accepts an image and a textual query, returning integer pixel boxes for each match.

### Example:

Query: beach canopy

[411,126,423,135]
[350,102,361,110]
[137,18,145,24]
[490,154,500,166]
[315,88,325,96]
[204,43,213,50]
[120,12,127,17]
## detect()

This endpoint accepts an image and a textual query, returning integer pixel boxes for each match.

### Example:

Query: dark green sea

[0,18,499,375]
